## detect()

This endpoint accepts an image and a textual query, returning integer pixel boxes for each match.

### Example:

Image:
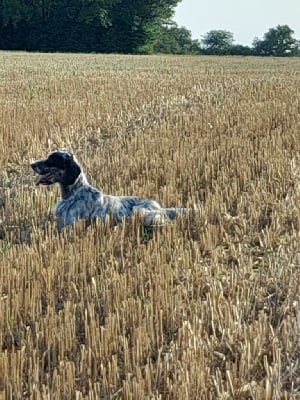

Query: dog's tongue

[35,175,44,186]
[35,174,51,186]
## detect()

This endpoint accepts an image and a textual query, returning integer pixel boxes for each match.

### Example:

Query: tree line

[154,23,300,56]
[0,1,299,56]
[0,0,179,53]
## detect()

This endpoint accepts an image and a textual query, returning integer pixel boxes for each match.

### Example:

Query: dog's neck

[59,172,89,199]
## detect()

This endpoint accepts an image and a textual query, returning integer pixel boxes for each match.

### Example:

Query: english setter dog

[31,150,187,231]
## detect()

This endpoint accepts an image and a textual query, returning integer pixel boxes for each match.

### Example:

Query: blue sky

[173,0,300,46]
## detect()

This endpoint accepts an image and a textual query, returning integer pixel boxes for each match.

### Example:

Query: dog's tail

[164,207,188,220]
[142,206,199,227]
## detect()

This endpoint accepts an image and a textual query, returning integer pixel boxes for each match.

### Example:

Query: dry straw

[0,52,299,399]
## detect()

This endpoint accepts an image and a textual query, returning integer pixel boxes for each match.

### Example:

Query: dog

[31,150,187,231]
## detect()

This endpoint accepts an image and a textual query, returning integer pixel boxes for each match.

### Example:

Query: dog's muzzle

[35,173,54,186]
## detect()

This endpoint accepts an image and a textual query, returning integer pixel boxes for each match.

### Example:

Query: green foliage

[229,44,253,56]
[252,25,299,56]
[0,0,181,54]
[293,42,300,56]
[201,30,234,55]
[153,21,200,54]
[1,0,31,27]
[1,2,298,57]
[104,0,181,53]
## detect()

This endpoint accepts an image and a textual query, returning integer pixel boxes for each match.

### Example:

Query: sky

[173,0,300,46]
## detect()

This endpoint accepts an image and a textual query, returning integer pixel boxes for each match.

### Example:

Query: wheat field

[0,52,299,399]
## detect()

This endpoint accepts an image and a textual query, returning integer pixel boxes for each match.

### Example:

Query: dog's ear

[63,155,81,185]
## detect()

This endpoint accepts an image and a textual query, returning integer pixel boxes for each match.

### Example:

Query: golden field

[0,52,299,399]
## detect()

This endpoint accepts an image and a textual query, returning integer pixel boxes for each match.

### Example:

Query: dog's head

[31,150,81,186]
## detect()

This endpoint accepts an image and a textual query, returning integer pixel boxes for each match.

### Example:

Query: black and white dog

[31,151,187,231]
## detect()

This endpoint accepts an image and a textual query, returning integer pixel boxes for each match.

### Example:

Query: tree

[153,21,200,54]
[252,25,299,56]
[229,44,253,56]
[0,0,114,26]
[201,30,233,55]
[0,0,112,52]
[104,0,181,54]
[0,0,181,54]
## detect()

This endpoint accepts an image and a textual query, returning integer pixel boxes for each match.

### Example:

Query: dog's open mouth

[35,173,54,186]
